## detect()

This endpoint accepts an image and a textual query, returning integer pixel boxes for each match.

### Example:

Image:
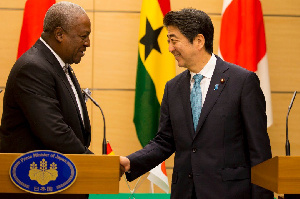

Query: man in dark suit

[120,8,273,199]
[0,2,92,199]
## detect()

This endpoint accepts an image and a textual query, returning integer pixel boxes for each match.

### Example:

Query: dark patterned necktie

[63,64,69,74]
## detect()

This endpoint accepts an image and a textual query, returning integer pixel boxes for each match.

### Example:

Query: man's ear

[54,27,64,43]
[194,34,205,50]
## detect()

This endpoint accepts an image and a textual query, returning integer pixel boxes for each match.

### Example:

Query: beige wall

[0,0,300,194]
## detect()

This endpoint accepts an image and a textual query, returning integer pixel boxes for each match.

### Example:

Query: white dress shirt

[190,54,217,106]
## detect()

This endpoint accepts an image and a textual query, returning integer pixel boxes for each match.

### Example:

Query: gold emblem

[29,159,58,185]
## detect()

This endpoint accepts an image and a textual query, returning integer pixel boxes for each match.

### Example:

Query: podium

[0,153,120,194]
[251,156,300,195]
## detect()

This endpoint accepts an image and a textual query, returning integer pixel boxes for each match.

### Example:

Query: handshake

[119,156,130,180]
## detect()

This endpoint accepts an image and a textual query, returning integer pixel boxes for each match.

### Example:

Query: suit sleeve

[14,62,92,154]
[241,72,273,198]
[126,82,176,181]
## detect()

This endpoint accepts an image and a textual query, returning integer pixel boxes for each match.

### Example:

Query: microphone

[82,88,107,155]
[286,91,297,156]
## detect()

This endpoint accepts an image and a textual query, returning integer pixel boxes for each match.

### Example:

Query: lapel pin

[220,78,225,84]
[214,84,219,90]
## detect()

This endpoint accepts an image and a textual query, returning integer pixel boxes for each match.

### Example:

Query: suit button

[188,173,193,178]
[192,148,197,153]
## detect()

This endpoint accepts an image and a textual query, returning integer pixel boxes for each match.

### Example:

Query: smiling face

[167,25,200,70]
[60,14,91,64]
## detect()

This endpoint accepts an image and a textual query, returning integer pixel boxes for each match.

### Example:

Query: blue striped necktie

[190,74,203,131]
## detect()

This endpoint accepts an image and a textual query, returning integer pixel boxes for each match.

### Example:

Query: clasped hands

[119,156,130,180]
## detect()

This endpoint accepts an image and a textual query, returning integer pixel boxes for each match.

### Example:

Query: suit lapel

[57,64,91,137]
[68,66,91,134]
[178,70,195,138]
[194,57,229,137]
[34,40,74,100]
[52,65,82,126]
[35,40,90,135]
[60,67,91,141]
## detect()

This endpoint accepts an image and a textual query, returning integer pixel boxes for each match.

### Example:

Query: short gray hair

[43,1,86,33]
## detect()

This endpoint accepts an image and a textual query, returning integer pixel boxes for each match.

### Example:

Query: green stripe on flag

[134,52,160,147]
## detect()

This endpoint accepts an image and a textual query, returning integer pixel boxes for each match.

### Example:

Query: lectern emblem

[10,150,77,194]
[29,159,58,185]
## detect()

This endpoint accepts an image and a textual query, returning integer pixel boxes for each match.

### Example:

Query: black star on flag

[140,18,163,60]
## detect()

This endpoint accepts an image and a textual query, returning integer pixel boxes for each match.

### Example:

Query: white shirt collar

[39,37,66,68]
[190,54,217,80]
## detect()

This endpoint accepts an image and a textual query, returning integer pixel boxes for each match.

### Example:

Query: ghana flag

[134,0,175,193]
[134,0,175,148]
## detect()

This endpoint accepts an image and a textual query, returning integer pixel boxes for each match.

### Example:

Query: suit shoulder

[216,58,261,90]
[7,47,58,90]
[17,44,51,67]
[217,56,253,76]
[13,41,60,77]
[167,70,189,85]
[12,54,51,79]
[216,59,256,85]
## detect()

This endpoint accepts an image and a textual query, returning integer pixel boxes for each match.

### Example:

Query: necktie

[63,64,85,126]
[190,74,203,131]
[63,64,69,74]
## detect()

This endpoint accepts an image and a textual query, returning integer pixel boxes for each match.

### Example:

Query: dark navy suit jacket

[126,55,273,199]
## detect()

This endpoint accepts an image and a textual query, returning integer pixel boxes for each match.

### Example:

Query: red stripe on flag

[17,0,55,59]
[158,0,171,16]
[161,161,167,176]
[219,0,266,72]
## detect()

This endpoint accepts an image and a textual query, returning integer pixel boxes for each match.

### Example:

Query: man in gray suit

[120,8,273,199]
[0,2,92,199]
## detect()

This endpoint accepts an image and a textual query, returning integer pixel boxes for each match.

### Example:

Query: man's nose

[168,43,175,52]
[84,37,90,47]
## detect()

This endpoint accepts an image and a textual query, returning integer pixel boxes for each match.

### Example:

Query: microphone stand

[82,89,107,155]
[286,91,297,156]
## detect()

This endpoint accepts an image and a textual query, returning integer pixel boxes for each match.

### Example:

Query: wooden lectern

[251,156,300,195]
[0,153,120,194]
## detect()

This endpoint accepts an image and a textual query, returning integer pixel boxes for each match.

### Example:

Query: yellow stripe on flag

[138,0,175,104]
